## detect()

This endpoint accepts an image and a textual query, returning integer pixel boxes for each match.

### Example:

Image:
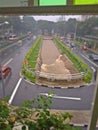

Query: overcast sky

[33,15,81,22]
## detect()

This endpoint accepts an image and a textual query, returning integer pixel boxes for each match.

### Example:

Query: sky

[33,15,81,22]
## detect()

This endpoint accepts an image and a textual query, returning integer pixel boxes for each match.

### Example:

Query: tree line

[0,15,98,37]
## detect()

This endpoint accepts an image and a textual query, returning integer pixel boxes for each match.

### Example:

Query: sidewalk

[61,110,92,125]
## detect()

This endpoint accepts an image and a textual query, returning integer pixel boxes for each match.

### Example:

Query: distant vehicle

[89,54,98,61]
[0,66,11,79]
[18,40,22,45]
[27,36,31,40]
[9,34,17,41]
[71,43,75,48]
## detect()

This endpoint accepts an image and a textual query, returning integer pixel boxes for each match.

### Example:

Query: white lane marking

[81,54,98,68]
[40,93,81,101]
[91,67,96,72]
[4,58,13,66]
[9,78,22,104]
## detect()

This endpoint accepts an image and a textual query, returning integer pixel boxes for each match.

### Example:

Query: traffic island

[35,37,88,88]
[22,36,92,88]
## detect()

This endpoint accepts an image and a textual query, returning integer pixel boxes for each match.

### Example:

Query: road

[0,38,33,97]
[12,80,94,110]
[0,38,97,110]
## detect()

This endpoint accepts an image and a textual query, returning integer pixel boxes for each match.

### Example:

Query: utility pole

[87,69,98,130]
[74,21,78,43]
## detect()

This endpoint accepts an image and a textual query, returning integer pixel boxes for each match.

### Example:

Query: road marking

[9,78,22,104]
[91,67,96,72]
[81,54,98,68]
[4,58,13,66]
[40,93,81,101]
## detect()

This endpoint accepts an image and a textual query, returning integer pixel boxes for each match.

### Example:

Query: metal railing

[23,63,85,81]
[35,71,85,80]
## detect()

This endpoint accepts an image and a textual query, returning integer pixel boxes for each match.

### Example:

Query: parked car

[89,54,98,61]
[0,66,11,79]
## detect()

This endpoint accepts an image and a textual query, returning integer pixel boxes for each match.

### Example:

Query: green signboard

[40,0,67,6]
[74,0,98,5]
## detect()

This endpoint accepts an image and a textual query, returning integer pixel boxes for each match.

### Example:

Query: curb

[70,123,88,127]
[70,123,98,128]
[35,83,91,89]
[20,73,94,89]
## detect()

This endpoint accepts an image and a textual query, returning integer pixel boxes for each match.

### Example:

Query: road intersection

[0,37,98,129]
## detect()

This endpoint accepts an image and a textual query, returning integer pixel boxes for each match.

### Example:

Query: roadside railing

[23,66,85,81]
[34,71,85,81]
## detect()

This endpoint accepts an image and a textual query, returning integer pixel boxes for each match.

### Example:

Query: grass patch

[22,37,41,82]
[54,38,92,83]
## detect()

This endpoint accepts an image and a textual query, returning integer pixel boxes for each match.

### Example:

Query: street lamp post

[74,21,78,43]
[0,21,9,98]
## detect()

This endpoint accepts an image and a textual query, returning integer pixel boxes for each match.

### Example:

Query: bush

[0,92,81,130]
[22,37,41,82]
[54,38,92,83]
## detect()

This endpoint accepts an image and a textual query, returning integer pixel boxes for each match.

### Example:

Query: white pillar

[87,69,98,130]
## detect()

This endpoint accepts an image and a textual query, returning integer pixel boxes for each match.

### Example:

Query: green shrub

[0,92,81,130]
[54,38,92,83]
[21,91,81,130]
[22,37,41,82]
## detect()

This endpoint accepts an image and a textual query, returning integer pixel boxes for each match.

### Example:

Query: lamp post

[74,21,78,43]
[0,21,9,98]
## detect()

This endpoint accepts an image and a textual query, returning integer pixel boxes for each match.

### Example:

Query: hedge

[54,38,92,83]
[22,37,41,82]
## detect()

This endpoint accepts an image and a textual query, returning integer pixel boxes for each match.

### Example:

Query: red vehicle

[82,45,87,51]
[0,66,11,79]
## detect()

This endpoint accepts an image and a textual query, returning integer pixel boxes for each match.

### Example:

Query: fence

[23,64,85,81]
[35,71,85,81]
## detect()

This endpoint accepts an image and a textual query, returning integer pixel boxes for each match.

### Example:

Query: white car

[89,54,98,61]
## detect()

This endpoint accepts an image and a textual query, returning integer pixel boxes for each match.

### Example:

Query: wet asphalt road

[0,38,97,110]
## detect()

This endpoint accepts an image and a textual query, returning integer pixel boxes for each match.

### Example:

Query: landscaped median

[22,37,42,83]
[22,36,92,84]
[54,38,92,83]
